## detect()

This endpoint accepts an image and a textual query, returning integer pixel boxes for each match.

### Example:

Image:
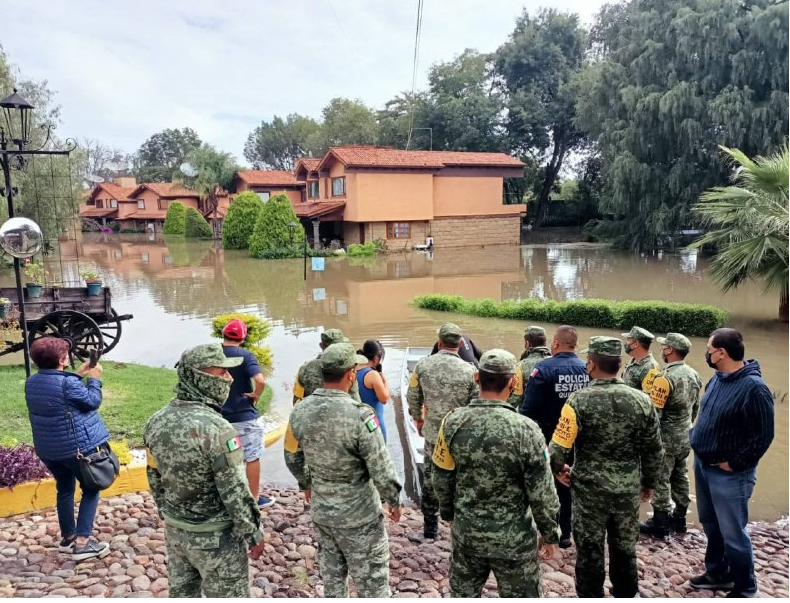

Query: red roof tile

[236,170,300,186]
[90,183,137,201]
[80,207,119,218]
[293,200,346,219]
[125,209,169,220]
[294,158,321,174]
[318,146,524,170]
[130,183,200,198]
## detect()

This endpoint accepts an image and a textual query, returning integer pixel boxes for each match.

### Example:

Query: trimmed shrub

[163,201,186,235]
[248,194,305,258]
[347,242,377,256]
[222,191,264,250]
[211,313,273,376]
[184,207,213,238]
[412,294,727,338]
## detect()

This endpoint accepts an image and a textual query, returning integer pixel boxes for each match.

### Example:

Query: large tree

[577,0,789,249]
[320,97,379,148]
[244,114,322,170]
[495,9,587,226]
[178,144,238,239]
[133,127,202,182]
[78,138,130,182]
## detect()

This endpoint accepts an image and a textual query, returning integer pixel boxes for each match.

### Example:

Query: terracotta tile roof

[236,170,300,186]
[130,183,200,198]
[294,158,321,174]
[125,210,169,220]
[91,183,137,201]
[293,200,346,219]
[80,207,119,218]
[318,146,525,170]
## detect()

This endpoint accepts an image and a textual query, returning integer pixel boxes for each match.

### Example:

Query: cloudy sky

[3,0,606,164]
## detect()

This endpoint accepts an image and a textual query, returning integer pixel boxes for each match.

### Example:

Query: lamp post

[287,221,296,246]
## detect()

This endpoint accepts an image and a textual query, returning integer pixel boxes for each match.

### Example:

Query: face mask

[705,351,718,369]
[625,343,635,356]
[661,349,670,363]
[177,367,233,405]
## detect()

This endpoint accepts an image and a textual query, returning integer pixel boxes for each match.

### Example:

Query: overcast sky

[3,0,606,165]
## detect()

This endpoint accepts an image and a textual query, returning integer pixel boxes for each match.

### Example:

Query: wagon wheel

[95,308,122,355]
[28,310,104,364]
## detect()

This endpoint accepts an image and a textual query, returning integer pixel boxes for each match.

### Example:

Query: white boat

[400,346,431,467]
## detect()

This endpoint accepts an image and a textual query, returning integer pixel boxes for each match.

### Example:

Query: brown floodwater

[2,233,787,520]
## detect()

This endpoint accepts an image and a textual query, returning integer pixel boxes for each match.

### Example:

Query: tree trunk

[780,288,788,322]
[533,135,568,228]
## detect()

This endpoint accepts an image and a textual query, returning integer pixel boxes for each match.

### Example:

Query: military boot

[669,507,687,533]
[424,514,439,539]
[639,510,670,538]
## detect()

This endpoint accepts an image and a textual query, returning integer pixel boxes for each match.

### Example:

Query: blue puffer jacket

[25,369,110,461]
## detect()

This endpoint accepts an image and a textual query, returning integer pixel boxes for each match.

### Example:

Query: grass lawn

[0,362,273,447]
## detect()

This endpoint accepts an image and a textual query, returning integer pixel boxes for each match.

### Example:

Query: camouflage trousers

[450,546,541,598]
[652,442,691,515]
[165,524,249,598]
[421,442,439,518]
[572,491,639,598]
[314,516,390,598]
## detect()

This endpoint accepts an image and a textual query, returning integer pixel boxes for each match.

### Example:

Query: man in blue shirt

[221,319,275,509]
[689,328,774,598]
[520,325,590,547]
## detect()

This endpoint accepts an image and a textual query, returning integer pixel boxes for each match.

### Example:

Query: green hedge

[222,191,264,250]
[184,207,213,238]
[412,295,727,337]
[163,201,186,234]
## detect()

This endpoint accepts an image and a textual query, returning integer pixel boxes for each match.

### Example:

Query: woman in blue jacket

[25,337,110,561]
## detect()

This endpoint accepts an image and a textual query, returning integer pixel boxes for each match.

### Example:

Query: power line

[406,0,425,150]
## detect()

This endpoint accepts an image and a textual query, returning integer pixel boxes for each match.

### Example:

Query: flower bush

[0,444,51,489]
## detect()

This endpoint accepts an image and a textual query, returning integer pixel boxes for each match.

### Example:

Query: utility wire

[406,0,425,150]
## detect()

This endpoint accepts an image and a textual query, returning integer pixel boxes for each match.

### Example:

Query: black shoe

[559,537,573,549]
[72,539,110,562]
[58,536,77,553]
[423,515,438,539]
[668,514,687,533]
[689,572,735,591]
[639,511,670,538]
[725,589,759,598]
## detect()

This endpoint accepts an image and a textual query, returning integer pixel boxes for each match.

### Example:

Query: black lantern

[0,88,34,148]
[287,221,297,245]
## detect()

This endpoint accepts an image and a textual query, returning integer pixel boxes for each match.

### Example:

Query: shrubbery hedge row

[184,207,213,238]
[412,294,727,337]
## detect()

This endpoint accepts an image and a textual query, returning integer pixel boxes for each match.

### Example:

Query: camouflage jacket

[622,353,660,393]
[649,361,702,448]
[549,378,663,503]
[507,347,552,407]
[432,399,560,559]
[284,388,402,529]
[144,399,263,545]
[293,356,361,404]
[406,350,477,445]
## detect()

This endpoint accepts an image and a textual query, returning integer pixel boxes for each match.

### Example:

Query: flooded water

[2,233,787,519]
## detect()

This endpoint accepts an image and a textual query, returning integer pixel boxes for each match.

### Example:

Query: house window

[137,200,145,210]
[163,255,173,266]
[331,177,345,197]
[140,253,149,263]
[257,192,270,202]
[308,181,319,199]
[96,200,103,208]
[387,222,411,239]
[110,199,118,208]
[158,199,170,210]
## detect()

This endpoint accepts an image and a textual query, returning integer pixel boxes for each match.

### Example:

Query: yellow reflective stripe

[293,375,305,399]
[551,404,578,449]
[146,447,158,470]
[432,416,455,470]
[283,423,299,453]
[408,370,419,389]
[650,374,671,409]
[513,365,524,396]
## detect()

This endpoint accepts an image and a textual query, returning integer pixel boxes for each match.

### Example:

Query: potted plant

[23,262,46,299]
[80,268,103,296]
[0,297,10,319]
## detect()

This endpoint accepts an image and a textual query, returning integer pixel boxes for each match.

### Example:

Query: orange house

[237,146,526,248]
[233,170,305,206]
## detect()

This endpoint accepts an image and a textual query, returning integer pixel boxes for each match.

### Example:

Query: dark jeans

[694,457,757,594]
[41,457,101,539]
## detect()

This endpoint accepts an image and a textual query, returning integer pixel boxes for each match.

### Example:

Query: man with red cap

[221,318,275,508]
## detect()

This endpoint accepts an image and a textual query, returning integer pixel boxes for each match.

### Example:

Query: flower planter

[25,284,43,299]
[86,281,103,296]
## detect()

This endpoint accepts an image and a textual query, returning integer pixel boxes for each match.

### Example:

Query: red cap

[222,319,248,341]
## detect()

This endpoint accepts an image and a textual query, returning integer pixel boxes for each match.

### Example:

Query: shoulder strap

[62,375,83,458]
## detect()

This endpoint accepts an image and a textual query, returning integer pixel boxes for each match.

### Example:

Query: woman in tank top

[356,340,390,442]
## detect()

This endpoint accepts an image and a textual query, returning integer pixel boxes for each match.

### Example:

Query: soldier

[549,336,663,598]
[432,349,560,598]
[640,333,703,538]
[144,344,265,598]
[407,322,477,539]
[621,326,661,393]
[506,325,552,407]
[284,343,402,598]
[293,328,361,404]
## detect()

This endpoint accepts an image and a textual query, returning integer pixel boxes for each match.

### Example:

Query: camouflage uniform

[144,344,264,598]
[549,337,663,598]
[508,347,552,408]
[406,323,477,526]
[284,343,402,598]
[433,350,560,598]
[621,327,661,393]
[649,334,702,518]
[293,329,361,404]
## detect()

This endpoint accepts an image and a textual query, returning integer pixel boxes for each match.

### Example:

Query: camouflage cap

[177,343,244,370]
[478,349,517,375]
[321,328,345,347]
[524,325,546,337]
[580,336,623,357]
[621,326,655,343]
[320,343,368,372]
[437,322,462,346]
[657,332,692,353]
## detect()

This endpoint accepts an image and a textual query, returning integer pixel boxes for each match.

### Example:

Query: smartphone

[89,349,99,368]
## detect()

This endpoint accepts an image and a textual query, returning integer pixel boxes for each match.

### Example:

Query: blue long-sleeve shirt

[689,360,774,472]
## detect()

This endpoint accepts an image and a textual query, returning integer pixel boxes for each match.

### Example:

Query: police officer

[407,322,477,539]
[284,343,402,598]
[622,326,660,393]
[292,328,361,404]
[520,325,589,546]
[549,336,663,598]
[144,344,265,598]
[432,349,560,597]
[507,325,552,407]
[640,333,703,538]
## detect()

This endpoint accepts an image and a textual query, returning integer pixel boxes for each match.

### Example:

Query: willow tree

[692,145,789,321]
[576,0,789,249]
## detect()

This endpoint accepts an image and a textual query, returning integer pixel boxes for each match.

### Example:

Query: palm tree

[179,144,238,240]
[691,145,789,321]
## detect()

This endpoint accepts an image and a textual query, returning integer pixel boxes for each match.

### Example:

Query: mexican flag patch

[227,435,242,452]
[365,416,380,432]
